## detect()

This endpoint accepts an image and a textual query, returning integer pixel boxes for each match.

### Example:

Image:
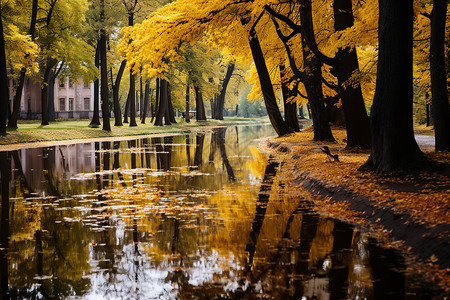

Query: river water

[0,124,441,299]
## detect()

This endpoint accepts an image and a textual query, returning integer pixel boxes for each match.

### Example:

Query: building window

[84,98,90,110]
[59,79,65,88]
[59,98,65,111]
[69,78,73,88]
[84,82,90,89]
[69,98,74,111]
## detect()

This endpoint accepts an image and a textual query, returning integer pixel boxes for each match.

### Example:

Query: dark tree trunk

[280,65,300,132]
[123,92,130,123]
[8,0,38,129]
[48,63,64,122]
[163,81,171,125]
[194,85,206,121]
[299,104,304,119]
[185,84,190,123]
[299,1,334,141]
[210,96,215,119]
[248,29,292,136]
[216,63,235,120]
[154,79,169,126]
[167,83,177,123]
[127,13,137,127]
[140,73,143,118]
[100,26,111,131]
[47,73,56,122]
[113,60,126,126]
[361,0,424,174]
[90,40,101,127]
[151,78,159,123]
[41,58,57,126]
[430,0,450,151]
[9,71,25,129]
[129,71,137,126]
[332,0,371,149]
[0,9,8,135]
[141,80,150,124]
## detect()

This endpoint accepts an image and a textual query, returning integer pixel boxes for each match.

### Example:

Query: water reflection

[0,125,441,299]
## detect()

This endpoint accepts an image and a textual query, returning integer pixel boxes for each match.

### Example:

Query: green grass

[0,116,269,146]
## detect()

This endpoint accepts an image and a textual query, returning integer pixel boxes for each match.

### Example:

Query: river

[0,124,441,299]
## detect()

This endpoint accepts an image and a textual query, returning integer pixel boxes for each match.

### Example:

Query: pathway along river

[0,124,443,299]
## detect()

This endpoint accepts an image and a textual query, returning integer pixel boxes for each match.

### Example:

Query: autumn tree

[7,0,38,129]
[99,0,111,131]
[19,0,94,126]
[429,0,450,151]
[265,0,371,147]
[360,0,425,174]
[0,4,9,135]
[118,0,295,136]
[123,0,138,127]
[212,62,235,120]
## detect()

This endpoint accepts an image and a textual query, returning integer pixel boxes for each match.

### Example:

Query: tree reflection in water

[1,151,10,299]
[0,125,441,299]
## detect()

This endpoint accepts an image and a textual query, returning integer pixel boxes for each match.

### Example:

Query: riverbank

[260,126,450,294]
[0,117,269,150]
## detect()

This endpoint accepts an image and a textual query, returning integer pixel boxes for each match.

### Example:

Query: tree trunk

[280,65,300,132]
[248,29,292,136]
[90,40,101,126]
[430,0,450,151]
[100,3,111,132]
[8,0,38,129]
[123,92,130,123]
[141,80,150,124]
[185,84,190,123]
[9,71,25,128]
[128,13,137,127]
[151,78,160,124]
[0,8,9,135]
[139,72,143,118]
[299,1,334,141]
[361,0,424,174]
[47,71,56,122]
[113,60,126,126]
[41,58,57,126]
[210,97,215,119]
[154,78,169,126]
[333,0,371,149]
[129,71,137,126]
[167,83,177,123]
[299,105,304,119]
[216,62,235,120]
[194,85,207,121]
[48,62,65,122]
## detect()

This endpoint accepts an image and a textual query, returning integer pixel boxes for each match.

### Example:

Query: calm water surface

[0,125,441,299]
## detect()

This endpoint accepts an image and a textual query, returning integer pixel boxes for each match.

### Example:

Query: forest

[0,0,448,175]
[0,0,449,298]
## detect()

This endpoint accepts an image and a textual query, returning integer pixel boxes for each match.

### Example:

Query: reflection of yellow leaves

[247,146,268,179]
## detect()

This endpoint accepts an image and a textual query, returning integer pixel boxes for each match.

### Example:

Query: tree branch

[271,17,307,82]
[265,4,337,67]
